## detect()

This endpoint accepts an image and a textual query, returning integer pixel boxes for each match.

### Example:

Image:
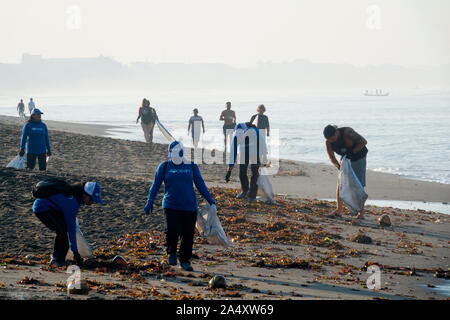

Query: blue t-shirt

[20,121,51,154]
[147,161,214,212]
[33,194,80,253]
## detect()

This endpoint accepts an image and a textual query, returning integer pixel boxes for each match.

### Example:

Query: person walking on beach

[250,104,270,137]
[225,122,268,203]
[144,141,216,271]
[136,98,158,144]
[323,125,368,218]
[19,108,51,171]
[32,180,103,267]
[220,102,236,151]
[28,98,35,115]
[17,99,25,119]
[188,108,205,148]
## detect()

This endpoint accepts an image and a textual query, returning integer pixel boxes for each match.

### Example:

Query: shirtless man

[323,125,368,218]
[220,102,236,151]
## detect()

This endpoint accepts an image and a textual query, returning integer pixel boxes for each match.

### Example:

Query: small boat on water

[364,89,390,96]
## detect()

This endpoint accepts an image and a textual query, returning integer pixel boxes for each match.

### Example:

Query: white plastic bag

[6,155,26,169]
[66,218,94,260]
[257,167,275,203]
[339,156,368,214]
[196,204,229,246]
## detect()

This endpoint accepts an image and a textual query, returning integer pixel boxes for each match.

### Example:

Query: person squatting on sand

[323,125,368,219]
[225,122,268,203]
[250,104,270,137]
[187,108,205,148]
[19,108,51,171]
[136,98,158,144]
[220,101,236,152]
[144,141,216,271]
[32,180,103,267]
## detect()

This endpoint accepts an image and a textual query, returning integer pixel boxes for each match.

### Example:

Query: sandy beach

[0,115,449,300]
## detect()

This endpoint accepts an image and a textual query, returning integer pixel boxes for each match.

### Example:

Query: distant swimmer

[187,108,205,148]
[323,125,368,219]
[28,98,35,115]
[136,98,158,144]
[250,104,270,137]
[219,101,236,151]
[17,99,25,119]
[19,108,51,171]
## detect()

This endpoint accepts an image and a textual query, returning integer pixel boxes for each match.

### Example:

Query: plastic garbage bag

[196,204,229,246]
[339,156,368,214]
[257,167,275,203]
[6,155,26,169]
[156,119,175,143]
[66,218,94,260]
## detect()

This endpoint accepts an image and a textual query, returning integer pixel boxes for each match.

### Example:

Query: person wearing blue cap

[144,141,216,271]
[19,108,51,171]
[225,122,268,202]
[32,180,103,267]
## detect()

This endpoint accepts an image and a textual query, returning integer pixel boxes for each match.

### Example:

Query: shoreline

[2,114,450,206]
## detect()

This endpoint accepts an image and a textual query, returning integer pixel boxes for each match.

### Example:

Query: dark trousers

[27,153,46,171]
[34,210,69,262]
[164,208,197,263]
[239,163,260,198]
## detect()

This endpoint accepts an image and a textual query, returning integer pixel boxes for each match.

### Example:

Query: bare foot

[328,209,342,217]
[355,212,365,219]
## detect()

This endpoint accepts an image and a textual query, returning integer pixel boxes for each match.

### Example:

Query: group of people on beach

[16,98,35,119]
[15,97,368,271]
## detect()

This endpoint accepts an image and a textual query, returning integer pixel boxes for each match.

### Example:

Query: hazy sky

[0,0,449,67]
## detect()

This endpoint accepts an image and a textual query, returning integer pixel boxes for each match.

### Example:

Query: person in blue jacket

[33,181,103,267]
[19,108,51,171]
[144,141,216,271]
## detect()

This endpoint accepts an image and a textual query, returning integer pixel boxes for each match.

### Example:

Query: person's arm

[20,124,28,151]
[344,128,367,154]
[59,198,79,253]
[147,162,165,207]
[153,108,159,121]
[188,118,192,134]
[136,108,141,123]
[266,116,270,136]
[201,117,205,133]
[232,111,236,123]
[192,164,215,205]
[44,124,51,154]
[219,111,225,121]
[250,114,256,123]
[326,140,340,170]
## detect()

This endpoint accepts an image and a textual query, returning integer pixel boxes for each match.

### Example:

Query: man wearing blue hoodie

[33,181,103,267]
[144,141,216,271]
[19,108,51,171]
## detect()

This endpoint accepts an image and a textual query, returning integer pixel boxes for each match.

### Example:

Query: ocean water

[1,92,449,184]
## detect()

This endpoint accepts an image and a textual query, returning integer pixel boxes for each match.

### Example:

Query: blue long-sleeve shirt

[33,194,80,253]
[148,161,215,211]
[20,121,51,154]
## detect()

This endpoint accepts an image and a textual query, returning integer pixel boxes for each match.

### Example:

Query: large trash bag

[339,156,368,214]
[6,155,26,169]
[196,204,229,246]
[257,167,275,203]
[66,218,94,260]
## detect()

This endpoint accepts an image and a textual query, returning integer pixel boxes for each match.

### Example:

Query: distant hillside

[1,54,449,93]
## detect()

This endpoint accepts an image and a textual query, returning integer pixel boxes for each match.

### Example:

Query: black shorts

[223,124,235,136]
